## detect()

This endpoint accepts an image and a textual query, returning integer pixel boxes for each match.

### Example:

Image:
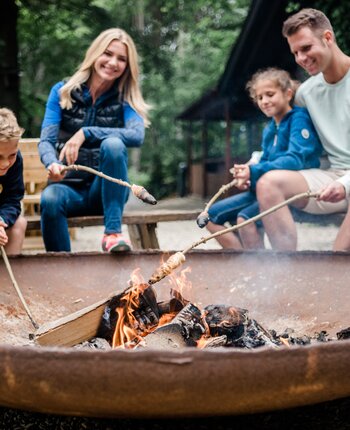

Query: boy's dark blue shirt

[0,152,24,227]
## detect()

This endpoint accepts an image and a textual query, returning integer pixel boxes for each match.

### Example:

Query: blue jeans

[40,137,129,251]
[208,191,261,226]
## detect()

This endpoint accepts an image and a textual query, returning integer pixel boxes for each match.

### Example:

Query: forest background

[0,0,349,197]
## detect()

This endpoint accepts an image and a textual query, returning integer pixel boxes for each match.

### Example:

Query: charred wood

[142,303,206,349]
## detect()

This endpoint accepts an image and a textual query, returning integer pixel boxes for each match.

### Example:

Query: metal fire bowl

[0,250,350,418]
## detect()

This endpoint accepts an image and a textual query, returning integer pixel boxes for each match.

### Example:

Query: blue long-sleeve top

[39,81,145,168]
[249,106,322,190]
[0,152,24,227]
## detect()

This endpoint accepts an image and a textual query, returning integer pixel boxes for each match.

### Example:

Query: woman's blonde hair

[246,67,300,104]
[60,28,151,126]
[0,108,24,142]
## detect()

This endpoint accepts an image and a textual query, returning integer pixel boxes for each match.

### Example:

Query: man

[256,8,350,251]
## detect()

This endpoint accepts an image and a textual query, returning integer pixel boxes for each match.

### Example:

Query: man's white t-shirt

[295,69,350,193]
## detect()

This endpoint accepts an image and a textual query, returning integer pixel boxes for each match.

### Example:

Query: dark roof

[177,0,311,122]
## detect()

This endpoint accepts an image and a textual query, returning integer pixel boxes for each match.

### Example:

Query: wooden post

[224,99,232,184]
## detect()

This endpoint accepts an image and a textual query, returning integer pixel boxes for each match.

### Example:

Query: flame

[111,264,194,349]
[112,268,148,349]
[197,335,212,349]
[167,266,193,300]
[279,337,290,347]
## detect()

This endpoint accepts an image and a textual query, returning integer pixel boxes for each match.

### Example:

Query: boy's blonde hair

[60,28,151,127]
[0,108,24,142]
[246,67,300,104]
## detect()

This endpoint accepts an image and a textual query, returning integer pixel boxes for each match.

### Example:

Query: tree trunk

[0,0,20,115]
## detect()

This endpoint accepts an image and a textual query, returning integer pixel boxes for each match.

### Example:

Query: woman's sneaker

[102,233,131,252]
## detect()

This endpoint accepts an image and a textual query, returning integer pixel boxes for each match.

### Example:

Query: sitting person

[38,28,150,253]
[0,108,27,255]
[206,67,322,249]
[257,9,350,251]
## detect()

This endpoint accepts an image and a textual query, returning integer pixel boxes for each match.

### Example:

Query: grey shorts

[299,168,349,214]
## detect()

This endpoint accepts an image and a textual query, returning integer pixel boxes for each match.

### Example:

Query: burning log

[142,303,206,349]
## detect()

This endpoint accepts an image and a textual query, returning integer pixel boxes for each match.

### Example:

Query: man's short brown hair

[282,8,334,38]
[0,108,24,142]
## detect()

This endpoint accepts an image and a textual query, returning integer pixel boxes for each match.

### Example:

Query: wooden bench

[25,210,201,250]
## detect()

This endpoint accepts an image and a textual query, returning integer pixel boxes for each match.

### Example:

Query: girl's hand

[0,222,8,246]
[234,164,251,190]
[59,129,85,165]
[47,162,66,182]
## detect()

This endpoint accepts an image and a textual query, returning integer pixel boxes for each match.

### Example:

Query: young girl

[206,67,322,249]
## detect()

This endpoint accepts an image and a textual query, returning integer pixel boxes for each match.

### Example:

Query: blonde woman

[39,28,150,252]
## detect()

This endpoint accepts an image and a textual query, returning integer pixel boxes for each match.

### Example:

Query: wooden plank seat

[26,209,201,250]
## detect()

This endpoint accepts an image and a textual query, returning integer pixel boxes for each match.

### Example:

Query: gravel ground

[68,220,339,253]
[1,397,350,430]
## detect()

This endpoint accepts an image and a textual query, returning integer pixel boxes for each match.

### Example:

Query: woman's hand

[0,220,8,247]
[234,164,251,190]
[47,162,66,182]
[59,129,85,165]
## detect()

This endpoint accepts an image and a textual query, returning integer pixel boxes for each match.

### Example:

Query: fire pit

[0,250,350,418]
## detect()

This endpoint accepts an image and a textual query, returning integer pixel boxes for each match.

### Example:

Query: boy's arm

[82,103,145,148]
[0,154,24,228]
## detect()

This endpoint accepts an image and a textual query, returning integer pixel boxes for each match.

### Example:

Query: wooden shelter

[177,0,312,197]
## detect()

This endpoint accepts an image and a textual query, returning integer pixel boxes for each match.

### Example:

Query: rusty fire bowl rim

[1,339,350,418]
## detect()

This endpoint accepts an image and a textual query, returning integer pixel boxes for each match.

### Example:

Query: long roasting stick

[1,246,39,329]
[197,179,238,227]
[61,165,157,205]
[148,191,319,285]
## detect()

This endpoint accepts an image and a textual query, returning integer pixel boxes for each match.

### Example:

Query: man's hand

[318,181,346,203]
[59,129,85,165]
[0,220,8,247]
[234,164,251,190]
[47,162,66,182]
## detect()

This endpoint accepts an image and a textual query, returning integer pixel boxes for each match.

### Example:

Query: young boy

[0,108,27,255]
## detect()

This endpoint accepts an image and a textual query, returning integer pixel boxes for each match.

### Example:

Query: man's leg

[5,216,27,255]
[256,170,309,250]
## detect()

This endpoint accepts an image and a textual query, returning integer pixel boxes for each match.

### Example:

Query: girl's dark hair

[246,67,299,104]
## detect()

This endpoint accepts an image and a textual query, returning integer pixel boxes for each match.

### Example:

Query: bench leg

[127,223,160,250]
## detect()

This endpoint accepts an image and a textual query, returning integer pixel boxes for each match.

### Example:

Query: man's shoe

[102,233,131,252]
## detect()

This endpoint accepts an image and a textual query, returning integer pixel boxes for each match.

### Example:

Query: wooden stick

[61,165,157,205]
[1,246,39,329]
[197,179,238,228]
[148,191,319,285]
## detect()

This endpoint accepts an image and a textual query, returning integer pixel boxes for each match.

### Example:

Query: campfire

[84,266,348,351]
